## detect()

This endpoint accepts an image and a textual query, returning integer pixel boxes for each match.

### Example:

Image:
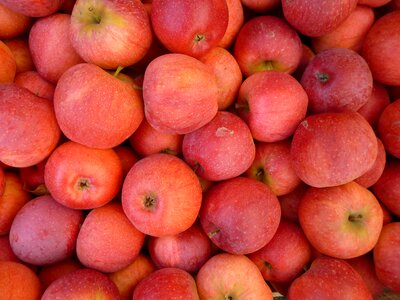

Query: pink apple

[143,53,218,134]
[378,99,400,158]
[54,63,144,149]
[150,0,228,58]
[70,0,152,69]
[299,181,383,259]
[218,0,244,49]
[0,40,16,83]
[0,0,64,17]
[236,71,308,142]
[301,48,373,113]
[4,38,34,74]
[14,71,55,100]
[0,3,31,39]
[0,84,60,167]
[234,16,302,77]
[241,0,280,12]
[182,111,255,181]
[44,141,123,210]
[291,112,378,187]
[122,153,202,237]
[200,177,281,254]
[196,253,273,299]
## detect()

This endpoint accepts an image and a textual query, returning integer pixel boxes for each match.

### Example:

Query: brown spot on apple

[316,72,329,83]
[348,213,363,223]
[77,178,90,191]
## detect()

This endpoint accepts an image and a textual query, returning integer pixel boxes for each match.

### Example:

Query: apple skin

[0,235,21,262]
[113,145,139,178]
[182,111,255,181]
[362,10,400,86]
[200,176,281,255]
[143,53,218,135]
[29,13,84,83]
[287,256,373,300]
[54,63,144,149]
[290,112,378,188]
[44,141,123,210]
[76,203,145,273]
[196,253,273,300]
[373,222,400,292]
[358,0,391,6]
[372,159,400,217]
[0,0,64,17]
[42,268,120,300]
[0,3,31,39]
[122,153,202,237]
[14,71,55,101]
[148,222,212,273]
[9,195,84,266]
[150,0,228,58]
[217,0,244,49]
[0,261,41,300]
[298,181,383,259]
[0,40,16,83]
[301,48,373,114]
[19,159,48,195]
[311,5,375,53]
[278,182,309,223]
[281,0,358,37]
[377,99,400,159]
[0,167,4,196]
[248,220,312,283]
[70,0,152,69]
[133,267,199,300]
[236,71,308,142]
[292,44,315,81]
[0,84,60,168]
[38,258,82,291]
[234,16,302,77]
[241,0,280,12]
[245,139,302,196]
[4,38,35,74]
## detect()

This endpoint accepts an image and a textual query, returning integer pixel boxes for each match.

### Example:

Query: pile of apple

[1,0,400,299]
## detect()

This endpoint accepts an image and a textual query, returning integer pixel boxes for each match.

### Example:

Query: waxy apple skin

[0,0,64,17]
[0,3,31,39]
[377,99,400,159]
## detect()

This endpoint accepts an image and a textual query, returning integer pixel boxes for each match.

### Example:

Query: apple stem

[113,66,124,77]
[87,6,102,24]
[208,228,220,239]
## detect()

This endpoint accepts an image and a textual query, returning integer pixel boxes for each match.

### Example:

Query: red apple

[0,235,20,262]
[9,195,84,266]
[248,220,312,282]
[362,10,400,85]
[14,71,55,101]
[236,71,308,142]
[287,256,373,299]
[358,0,391,7]
[0,167,4,196]
[54,63,144,149]
[299,181,383,259]
[42,268,120,299]
[122,153,202,237]
[218,0,244,49]
[19,159,48,195]
[0,40,16,83]
[378,99,400,158]
[200,176,281,254]
[241,0,280,12]
[234,16,302,77]
[0,0,64,17]
[150,0,228,58]
[196,253,273,299]
[245,139,302,196]
[182,111,255,181]
[0,84,60,167]
[38,258,82,290]
[0,3,31,39]
[70,0,152,69]
[282,0,358,37]
[292,44,315,80]
[44,141,123,210]
[301,48,373,113]
[133,267,199,299]
[113,145,139,178]
[278,182,309,223]
[291,112,378,187]
[4,38,34,74]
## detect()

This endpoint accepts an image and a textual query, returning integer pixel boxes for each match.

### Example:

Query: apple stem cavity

[207,228,221,239]
[77,178,90,191]
[113,66,124,77]
[235,100,250,113]
[194,34,205,43]
[87,6,102,24]
[224,295,234,300]
[348,213,363,223]
[255,167,265,182]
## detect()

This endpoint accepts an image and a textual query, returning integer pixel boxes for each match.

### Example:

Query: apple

[113,145,139,178]
[241,0,280,12]
[281,0,358,37]
[236,71,308,142]
[150,0,228,58]
[362,10,400,85]
[0,2,31,39]
[290,112,378,188]
[358,0,391,7]
[42,268,120,299]
[196,253,273,299]
[311,5,375,53]
[248,220,312,282]
[245,139,302,196]
[70,0,152,69]
[148,222,212,273]
[298,181,383,259]
[4,38,34,74]
[0,167,4,196]
[29,13,84,83]
[301,47,373,113]
[182,111,255,181]
[133,267,199,299]
[0,235,20,262]
[234,16,302,77]
[0,261,41,300]
[14,71,55,101]
[38,258,82,290]
[278,182,309,223]
[291,44,315,80]
[200,176,281,254]
[0,40,16,83]
[19,158,48,195]
[287,256,373,299]
[143,53,218,134]
[44,141,123,210]
[199,47,243,111]
[122,153,202,237]
[9,195,84,266]
[0,84,60,168]
[218,0,244,49]
[377,99,400,159]
[54,63,144,149]
[0,0,64,17]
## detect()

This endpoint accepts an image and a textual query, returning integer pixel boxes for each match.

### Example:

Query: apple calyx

[316,72,329,83]
[235,100,250,113]
[143,194,157,210]
[224,295,234,300]
[263,261,273,270]
[255,167,266,182]
[348,213,363,223]
[77,178,91,191]
[193,34,205,43]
